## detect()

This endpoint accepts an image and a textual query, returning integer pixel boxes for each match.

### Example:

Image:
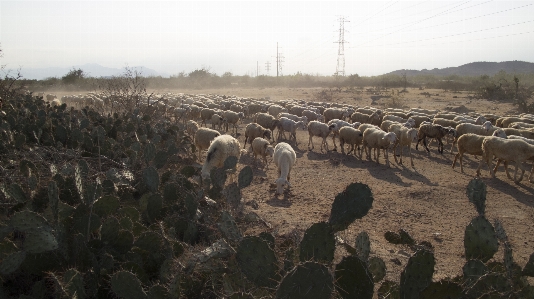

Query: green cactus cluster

[0,95,533,299]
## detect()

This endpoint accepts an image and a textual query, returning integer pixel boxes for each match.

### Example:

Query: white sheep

[362,128,397,167]
[277,112,308,125]
[201,134,241,182]
[502,128,534,140]
[252,137,274,166]
[492,135,534,182]
[302,109,324,122]
[243,123,272,149]
[50,99,62,107]
[277,117,306,145]
[194,128,221,161]
[186,120,199,142]
[323,108,353,123]
[476,136,534,183]
[200,108,217,127]
[307,121,337,152]
[452,129,508,174]
[390,126,418,167]
[450,121,493,153]
[338,127,363,158]
[328,119,359,149]
[273,142,297,195]
[267,105,288,117]
[223,110,244,134]
[211,114,225,130]
[350,111,381,126]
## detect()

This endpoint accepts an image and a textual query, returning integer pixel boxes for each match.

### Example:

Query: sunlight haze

[1,0,533,78]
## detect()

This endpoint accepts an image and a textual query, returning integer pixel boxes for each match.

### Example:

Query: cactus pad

[101,217,120,244]
[464,216,498,262]
[210,167,227,189]
[522,252,534,277]
[276,261,333,299]
[10,210,50,231]
[63,269,86,299]
[143,166,160,192]
[462,259,488,286]
[377,280,400,299]
[334,255,374,299]
[217,211,242,242]
[0,250,26,275]
[400,249,435,299]
[147,194,163,222]
[93,196,120,217]
[120,207,140,222]
[102,179,116,195]
[148,285,169,299]
[236,236,279,288]
[464,273,510,298]
[144,143,156,164]
[223,156,238,170]
[238,166,253,188]
[6,183,27,203]
[493,219,508,242]
[419,280,462,299]
[368,256,387,283]
[329,183,373,232]
[466,178,486,216]
[154,151,168,169]
[299,222,335,263]
[224,183,242,209]
[113,230,134,254]
[24,227,58,253]
[355,231,371,262]
[48,181,59,222]
[111,271,147,299]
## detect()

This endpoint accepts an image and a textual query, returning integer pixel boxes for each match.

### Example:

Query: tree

[62,68,86,84]
[0,44,24,99]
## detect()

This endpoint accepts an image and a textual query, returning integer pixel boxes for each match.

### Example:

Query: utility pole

[265,61,271,75]
[275,42,284,77]
[334,16,349,77]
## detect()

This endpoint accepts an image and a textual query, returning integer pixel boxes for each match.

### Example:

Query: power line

[352,1,398,28]
[356,19,534,47]
[352,0,493,48]
[335,16,349,77]
[275,42,284,77]
[398,30,534,48]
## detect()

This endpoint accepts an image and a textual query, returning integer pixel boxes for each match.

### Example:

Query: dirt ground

[50,87,534,285]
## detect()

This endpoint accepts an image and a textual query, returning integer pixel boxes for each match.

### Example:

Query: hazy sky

[1,0,534,77]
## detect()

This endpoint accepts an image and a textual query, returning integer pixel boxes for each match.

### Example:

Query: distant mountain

[386,61,534,77]
[16,63,169,80]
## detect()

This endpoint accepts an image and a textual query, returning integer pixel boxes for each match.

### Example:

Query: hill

[386,61,534,77]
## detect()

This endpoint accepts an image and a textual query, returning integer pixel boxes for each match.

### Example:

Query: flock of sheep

[44,92,534,191]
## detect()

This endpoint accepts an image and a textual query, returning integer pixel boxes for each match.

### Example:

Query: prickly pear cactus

[462,259,488,286]
[466,178,486,216]
[378,280,400,299]
[144,143,156,164]
[236,236,279,288]
[63,268,86,299]
[493,219,508,242]
[110,271,147,299]
[93,195,120,217]
[48,181,59,223]
[368,256,387,283]
[355,231,371,262]
[143,166,160,192]
[223,156,238,170]
[329,183,373,232]
[384,231,402,244]
[0,251,26,275]
[238,166,253,188]
[146,194,163,222]
[224,183,242,209]
[399,249,435,299]
[464,216,498,262]
[217,211,242,242]
[6,183,27,203]
[276,261,333,299]
[154,151,168,169]
[210,167,227,189]
[419,280,462,299]
[334,255,374,299]
[464,273,511,298]
[148,284,169,299]
[522,252,534,277]
[503,241,514,279]
[299,222,335,263]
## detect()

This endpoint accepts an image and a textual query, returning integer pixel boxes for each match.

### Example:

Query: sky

[1,0,534,78]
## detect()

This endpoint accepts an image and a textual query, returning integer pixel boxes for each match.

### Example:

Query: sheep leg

[487,154,496,178]
[422,137,431,153]
[308,135,314,149]
[332,134,337,149]
[529,162,534,183]
[385,148,390,167]
[393,144,400,164]
[452,152,460,170]
[513,161,526,183]
[476,156,486,176]
[450,138,456,154]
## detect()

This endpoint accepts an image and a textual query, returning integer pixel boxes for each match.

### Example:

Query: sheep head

[275,178,291,194]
